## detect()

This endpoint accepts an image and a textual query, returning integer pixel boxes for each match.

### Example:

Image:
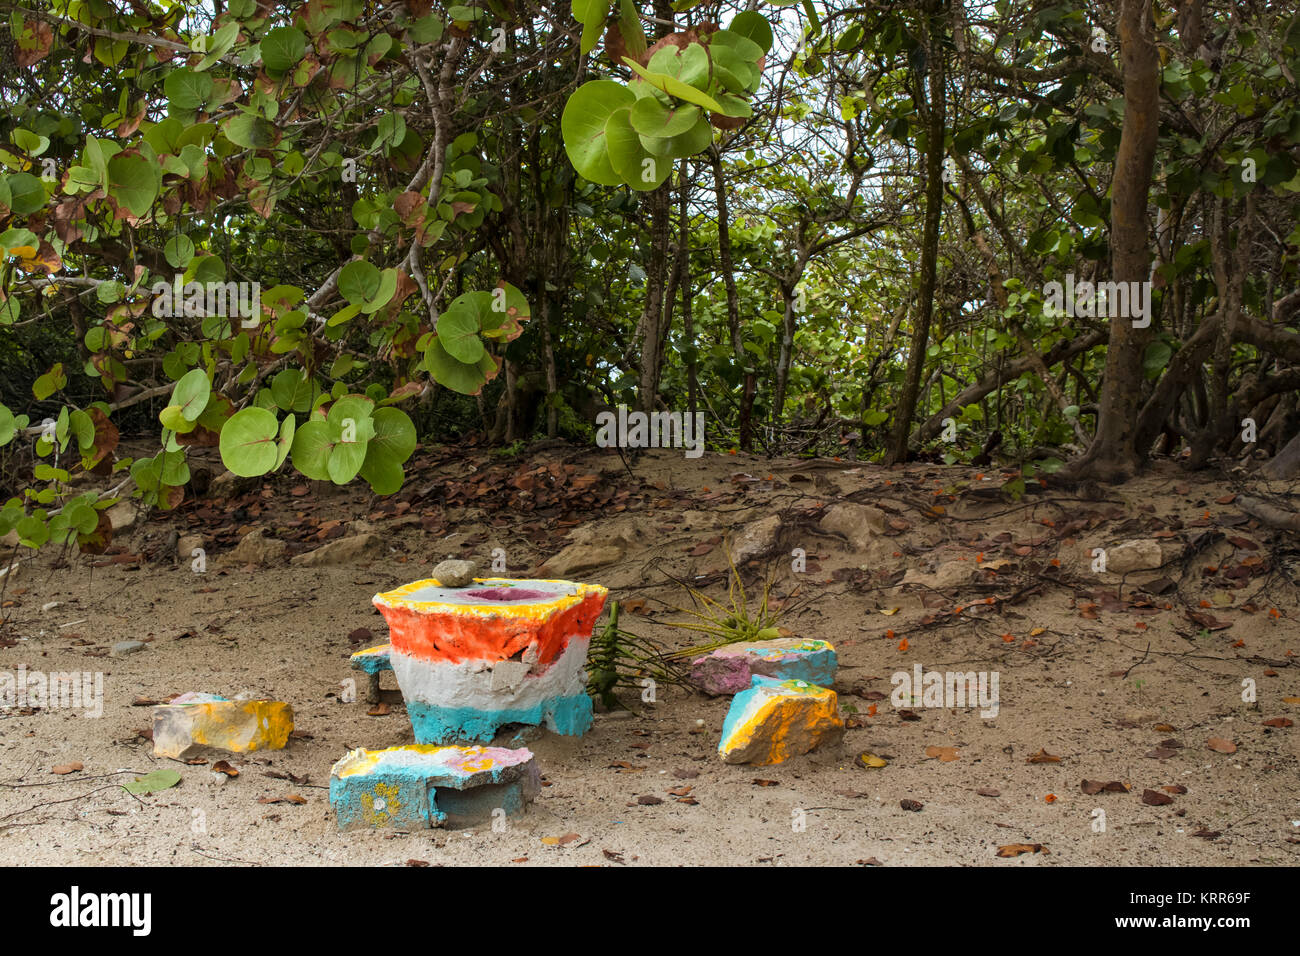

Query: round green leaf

[436,305,486,363]
[726,12,773,54]
[164,68,214,111]
[219,406,280,477]
[172,367,211,422]
[605,107,670,191]
[261,26,307,77]
[164,235,196,269]
[290,419,333,481]
[107,153,160,218]
[275,413,296,469]
[338,260,382,305]
[424,336,497,395]
[629,98,701,139]
[4,173,46,216]
[360,267,398,313]
[562,81,635,186]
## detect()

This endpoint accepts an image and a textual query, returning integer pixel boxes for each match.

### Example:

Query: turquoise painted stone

[329,744,540,830]
[349,644,393,675]
[405,692,593,745]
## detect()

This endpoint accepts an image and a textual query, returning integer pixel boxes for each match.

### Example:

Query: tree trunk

[712,148,750,448]
[1063,0,1160,482]
[636,182,672,414]
[680,159,697,418]
[886,3,946,465]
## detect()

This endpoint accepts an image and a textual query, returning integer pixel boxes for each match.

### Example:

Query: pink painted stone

[690,638,838,696]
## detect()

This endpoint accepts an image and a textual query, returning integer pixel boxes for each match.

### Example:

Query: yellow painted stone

[152,697,293,760]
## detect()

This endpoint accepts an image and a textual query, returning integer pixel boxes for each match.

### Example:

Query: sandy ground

[1,445,1297,866]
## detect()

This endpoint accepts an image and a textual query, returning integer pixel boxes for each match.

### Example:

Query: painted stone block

[691,637,837,696]
[718,676,843,766]
[372,577,607,743]
[152,693,293,760]
[349,644,394,675]
[329,744,540,830]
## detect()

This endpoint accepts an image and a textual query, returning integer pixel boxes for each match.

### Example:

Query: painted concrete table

[373,577,608,744]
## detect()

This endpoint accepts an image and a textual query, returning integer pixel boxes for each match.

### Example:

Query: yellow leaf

[540,836,560,845]
[1030,627,1046,636]
[881,607,899,616]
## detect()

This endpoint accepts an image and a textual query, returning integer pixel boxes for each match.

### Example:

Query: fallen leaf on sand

[123,769,181,795]
[1262,717,1292,728]
[211,760,239,777]
[925,745,960,762]
[367,702,391,716]
[855,753,888,769]
[1141,789,1174,806]
[976,788,1000,798]
[996,843,1048,858]
[900,799,923,811]
[1027,748,1061,763]
[540,832,581,846]
[51,762,83,775]
[1206,737,1237,754]
[752,778,779,787]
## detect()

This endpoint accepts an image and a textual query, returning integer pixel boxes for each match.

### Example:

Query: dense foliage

[4,0,1300,552]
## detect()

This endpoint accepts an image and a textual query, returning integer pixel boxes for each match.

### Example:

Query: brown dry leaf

[924,745,961,762]
[752,778,780,787]
[211,760,239,777]
[406,859,429,867]
[51,762,83,775]
[996,843,1048,858]
[602,849,625,864]
[1262,717,1293,728]
[857,857,884,866]
[1206,737,1237,754]
[367,702,391,716]
[1141,788,1174,806]
[898,709,921,721]
[636,794,663,805]
[1192,829,1221,840]
[1161,784,1188,794]
[1027,748,1062,764]
[976,788,1000,798]
[511,857,529,863]
[666,786,692,796]
[609,761,646,773]
[1153,723,1177,732]
[900,798,923,812]
[676,796,699,805]
[285,794,307,804]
